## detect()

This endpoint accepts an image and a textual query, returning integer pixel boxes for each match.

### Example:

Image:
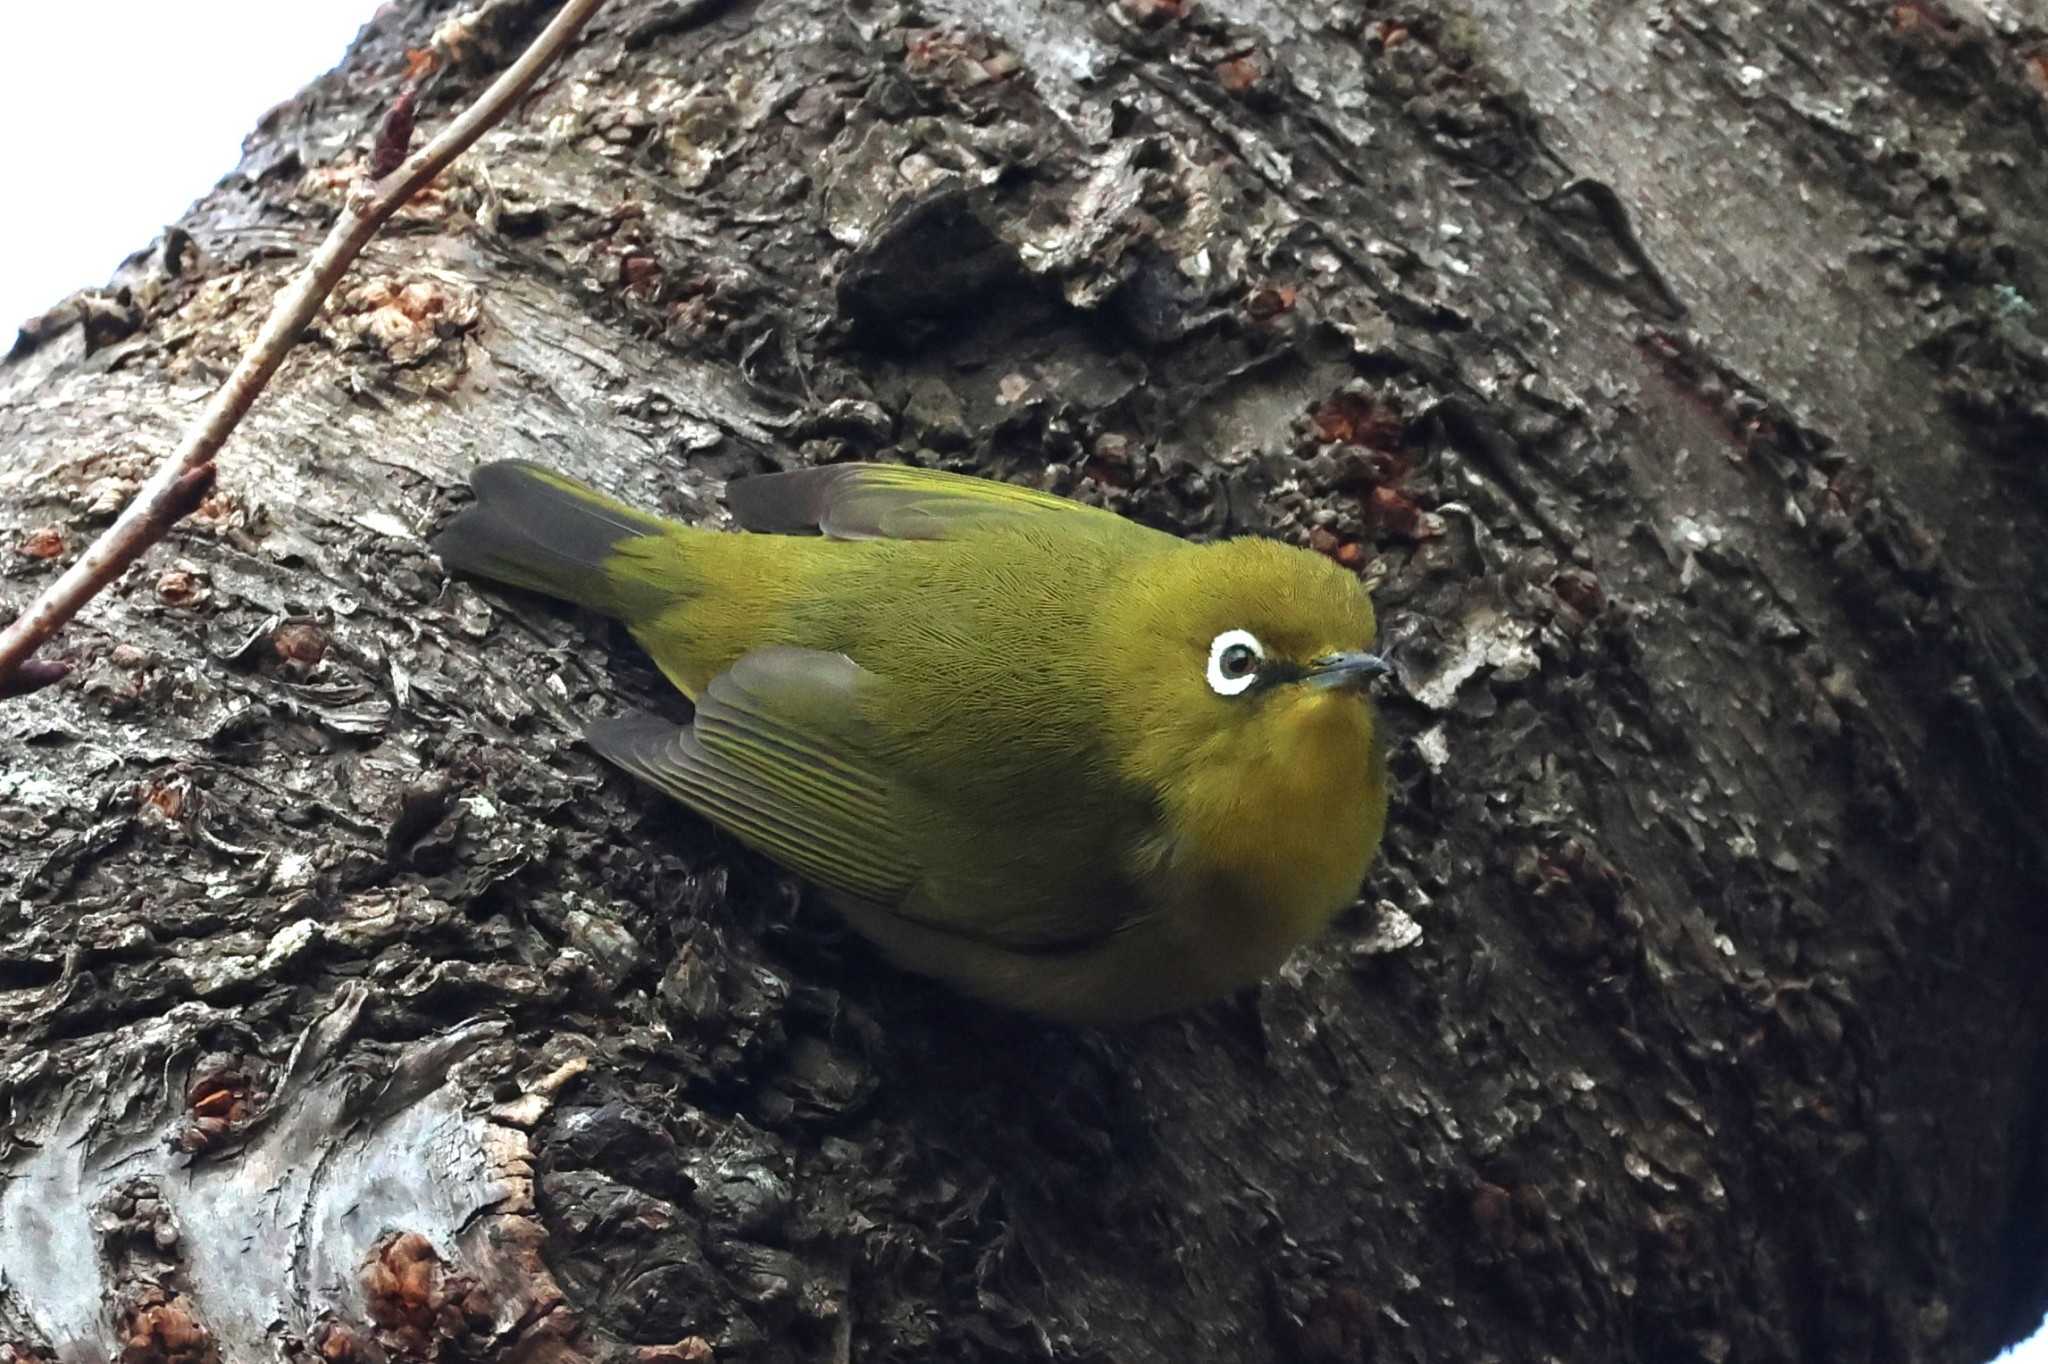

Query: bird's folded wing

[723,462,1173,545]
[588,645,1152,958]
[586,647,919,907]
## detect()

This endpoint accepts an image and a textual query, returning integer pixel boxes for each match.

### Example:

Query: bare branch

[0,659,71,701]
[0,0,609,700]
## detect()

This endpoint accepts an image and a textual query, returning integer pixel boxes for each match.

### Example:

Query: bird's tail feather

[433,460,678,623]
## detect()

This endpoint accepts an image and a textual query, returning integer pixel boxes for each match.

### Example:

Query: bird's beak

[1305,650,1391,691]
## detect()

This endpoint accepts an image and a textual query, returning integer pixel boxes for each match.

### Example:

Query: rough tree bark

[2,1,2044,1362]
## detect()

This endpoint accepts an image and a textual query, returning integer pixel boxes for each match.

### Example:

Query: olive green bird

[434,459,1392,1023]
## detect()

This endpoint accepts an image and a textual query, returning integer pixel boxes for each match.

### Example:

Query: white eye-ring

[1206,628,1265,696]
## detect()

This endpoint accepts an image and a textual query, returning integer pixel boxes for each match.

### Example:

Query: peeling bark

[3,1,2045,1362]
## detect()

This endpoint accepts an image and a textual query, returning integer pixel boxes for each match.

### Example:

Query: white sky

[0,3,373,331]
[0,5,2042,1361]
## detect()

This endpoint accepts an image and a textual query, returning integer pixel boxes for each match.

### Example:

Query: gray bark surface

[2,1,2044,1361]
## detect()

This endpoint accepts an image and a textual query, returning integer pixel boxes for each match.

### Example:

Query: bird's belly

[1183,817,1372,982]
[1066,860,1363,1022]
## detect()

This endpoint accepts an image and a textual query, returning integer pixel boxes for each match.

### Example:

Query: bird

[433,459,1392,1023]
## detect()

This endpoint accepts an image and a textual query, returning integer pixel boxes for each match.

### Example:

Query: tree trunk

[3,1,2044,1361]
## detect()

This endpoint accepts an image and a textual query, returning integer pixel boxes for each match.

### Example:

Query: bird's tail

[432,460,682,624]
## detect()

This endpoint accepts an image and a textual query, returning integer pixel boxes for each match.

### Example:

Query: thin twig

[0,0,609,699]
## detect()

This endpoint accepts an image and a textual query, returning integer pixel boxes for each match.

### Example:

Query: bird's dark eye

[1206,628,1266,697]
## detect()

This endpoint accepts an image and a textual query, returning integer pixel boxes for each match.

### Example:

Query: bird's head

[1102,536,1389,805]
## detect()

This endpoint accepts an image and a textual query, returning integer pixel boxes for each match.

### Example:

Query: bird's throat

[1167,693,1386,978]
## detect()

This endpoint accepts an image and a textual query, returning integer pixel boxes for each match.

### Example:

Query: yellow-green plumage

[435,459,1391,1023]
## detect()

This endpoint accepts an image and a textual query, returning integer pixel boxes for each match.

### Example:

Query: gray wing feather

[585,648,917,905]
[723,463,1166,544]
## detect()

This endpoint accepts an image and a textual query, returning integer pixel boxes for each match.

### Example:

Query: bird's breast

[1157,693,1386,990]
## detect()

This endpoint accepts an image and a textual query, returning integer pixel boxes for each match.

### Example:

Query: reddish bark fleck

[272,621,329,665]
[1121,0,1187,28]
[18,527,64,560]
[1311,391,1403,450]
[1244,283,1296,319]
[1216,54,1262,94]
